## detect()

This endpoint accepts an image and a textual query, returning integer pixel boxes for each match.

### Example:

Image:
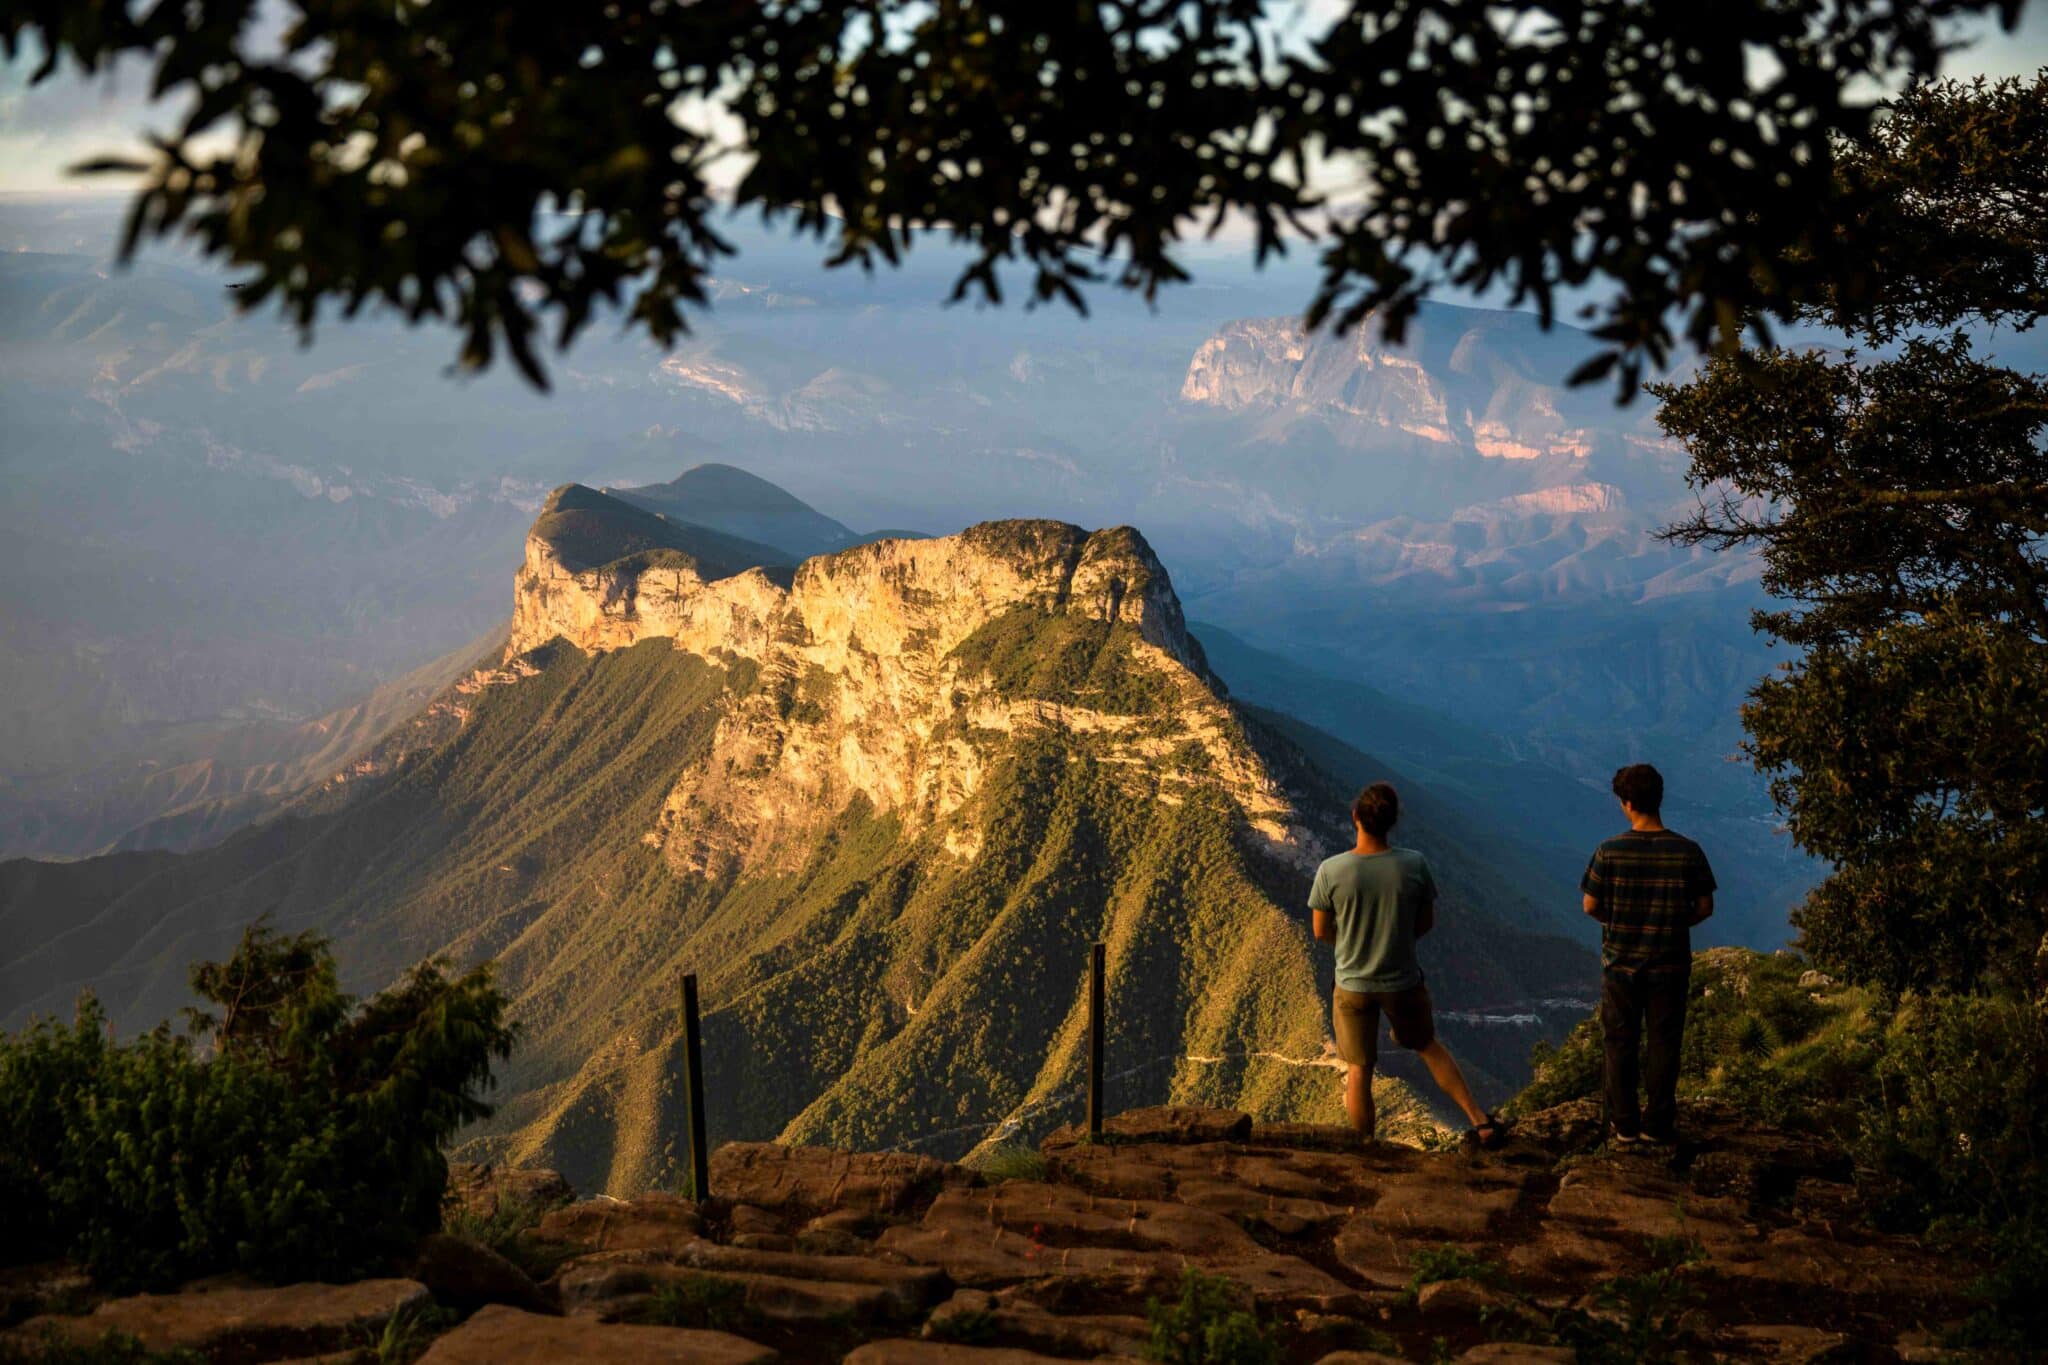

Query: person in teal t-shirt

[1309,782,1505,1147]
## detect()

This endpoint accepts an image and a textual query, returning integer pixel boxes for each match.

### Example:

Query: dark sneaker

[1611,1129,1649,1149]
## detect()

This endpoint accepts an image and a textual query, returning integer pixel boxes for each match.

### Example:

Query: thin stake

[682,971,710,1201]
[1087,940,1106,1138]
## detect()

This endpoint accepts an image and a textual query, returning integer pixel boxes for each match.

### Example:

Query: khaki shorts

[1333,982,1436,1069]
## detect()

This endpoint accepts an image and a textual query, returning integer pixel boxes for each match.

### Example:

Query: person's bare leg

[1344,1063,1376,1136]
[1417,1039,1488,1127]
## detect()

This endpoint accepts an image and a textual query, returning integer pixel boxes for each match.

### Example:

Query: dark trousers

[1600,962,1690,1140]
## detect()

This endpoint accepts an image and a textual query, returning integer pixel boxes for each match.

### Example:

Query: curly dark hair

[1611,764,1665,817]
[1352,782,1400,838]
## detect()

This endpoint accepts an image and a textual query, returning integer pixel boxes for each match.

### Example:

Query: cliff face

[509,491,1310,880]
[1180,314,1601,461]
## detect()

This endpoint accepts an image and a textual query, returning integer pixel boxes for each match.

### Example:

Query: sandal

[1468,1113,1510,1150]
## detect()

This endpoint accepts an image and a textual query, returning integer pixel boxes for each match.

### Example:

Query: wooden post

[1086,941,1106,1139]
[681,972,710,1202]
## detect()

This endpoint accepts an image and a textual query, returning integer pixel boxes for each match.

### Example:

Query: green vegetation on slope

[949,607,1178,714]
[5,604,1587,1195]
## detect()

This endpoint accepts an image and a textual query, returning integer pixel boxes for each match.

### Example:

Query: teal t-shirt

[1308,848,1436,994]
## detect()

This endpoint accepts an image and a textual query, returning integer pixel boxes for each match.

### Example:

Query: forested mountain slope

[0,491,1590,1193]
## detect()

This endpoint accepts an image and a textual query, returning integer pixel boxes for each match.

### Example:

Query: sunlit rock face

[507,490,1316,882]
[1180,315,1598,461]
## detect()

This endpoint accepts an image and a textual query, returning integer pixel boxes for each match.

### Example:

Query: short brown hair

[1611,764,1664,816]
[1352,782,1399,837]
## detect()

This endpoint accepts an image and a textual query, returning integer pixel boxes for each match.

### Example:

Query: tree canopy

[1654,73,2048,998]
[0,0,2019,388]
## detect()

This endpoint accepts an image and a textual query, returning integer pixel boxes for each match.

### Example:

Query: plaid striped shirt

[1581,830,1716,968]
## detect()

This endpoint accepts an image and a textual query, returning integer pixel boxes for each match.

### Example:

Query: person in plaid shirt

[1581,764,1716,1145]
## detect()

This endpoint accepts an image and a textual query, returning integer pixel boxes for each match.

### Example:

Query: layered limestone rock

[503,494,1319,880]
[1180,315,1597,460]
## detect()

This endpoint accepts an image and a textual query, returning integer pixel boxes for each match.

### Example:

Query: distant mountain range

[0,478,1592,1194]
[0,209,1819,948]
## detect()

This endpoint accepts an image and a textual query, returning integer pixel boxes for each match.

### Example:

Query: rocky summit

[1,1101,1971,1363]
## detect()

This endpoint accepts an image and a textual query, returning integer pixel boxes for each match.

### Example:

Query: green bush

[635,1275,749,1331]
[0,921,515,1290]
[0,1332,203,1365]
[970,1141,1049,1183]
[1144,1268,1279,1365]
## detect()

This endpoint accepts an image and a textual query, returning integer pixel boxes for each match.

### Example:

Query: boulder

[409,1233,554,1314]
[7,1279,429,1359]
[535,1194,704,1255]
[727,1205,782,1236]
[446,1164,574,1222]
[708,1143,972,1216]
[923,1288,1149,1357]
[1415,1277,1516,1318]
[1313,1354,1411,1365]
[414,1303,773,1365]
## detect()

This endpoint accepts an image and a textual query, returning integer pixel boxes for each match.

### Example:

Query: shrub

[636,1275,749,1331]
[0,1332,203,1365]
[442,1196,570,1282]
[1404,1245,1509,1299]
[0,921,515,1290]
[970,1141,1049,1183]
[1144,1268,1279,1365]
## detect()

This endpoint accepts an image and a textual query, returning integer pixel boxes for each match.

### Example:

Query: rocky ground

[0,1100,1982,1363]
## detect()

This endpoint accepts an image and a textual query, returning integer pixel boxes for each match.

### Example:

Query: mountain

[0,202,1811,948]
[0,494,1591,1194]
[608,463,862,560]
[0,624,504,860]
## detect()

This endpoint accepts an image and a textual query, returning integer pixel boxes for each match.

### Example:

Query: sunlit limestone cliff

[0,477,1589,1195]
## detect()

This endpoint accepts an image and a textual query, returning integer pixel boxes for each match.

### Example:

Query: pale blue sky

[2,3,2043,196]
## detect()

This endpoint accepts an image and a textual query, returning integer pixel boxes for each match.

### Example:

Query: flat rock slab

[409,1233,554,1314]
[880,1183,1352,1306]
[415,1304,774,1365]
[926,1289,1149,1357]
[1357,1166,1531,1240]
[557,1261,895,1325]
[537,1196,704,1255]
[846,1342,1101,1365]
[709,1143,972,1216]
[10,1279,429,1358]
[1456,1346,1576,1363]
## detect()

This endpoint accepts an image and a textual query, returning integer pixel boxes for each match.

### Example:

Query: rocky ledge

[0,1101,1978,1363]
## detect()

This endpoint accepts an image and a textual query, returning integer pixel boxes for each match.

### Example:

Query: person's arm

[1580,850,1608,923]
[1415,894,1437,939]
[1308,863,1334,944]
[1688,846,1718,925]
